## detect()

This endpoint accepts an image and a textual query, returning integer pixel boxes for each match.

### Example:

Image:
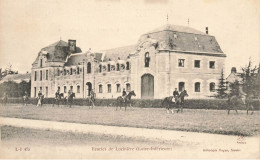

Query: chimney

[231,67,237,73]
[206,27,208,34]
[68,39,76,53]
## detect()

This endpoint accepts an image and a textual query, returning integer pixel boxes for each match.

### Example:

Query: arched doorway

[86,82,92,96]
[141,74,154,99]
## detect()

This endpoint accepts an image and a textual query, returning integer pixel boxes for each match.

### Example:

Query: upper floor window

[99,84,103,93]
[116,63,120,71]
[126,83,131,91]
[64,86,67,93]
[63,69,66,75]
[145,52,150,67]
[194,60,200,68]
[178,59,185,67]
[58,86,60,92]
[40,70,42,81]
[107,64,111,72]
[126,62,130,70]
[46,70,48,80]
[77,85,80,93]
[87,62,91,73]
[34,71,37,81]
[99,65,102,73]
[178,82,185,92]
[70,68,73,75]
[107,84,111,93]
[209,61,215,69]
[57,69,60,76]
[77,67,80,74]
[116,84,121,93]
[210,82,215,92]
[40,59,43,67]
[195,82,200,92]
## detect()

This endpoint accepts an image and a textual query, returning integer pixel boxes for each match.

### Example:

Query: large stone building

[31,24,226,99]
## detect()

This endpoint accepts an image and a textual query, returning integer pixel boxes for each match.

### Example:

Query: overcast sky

[0,0,259,75]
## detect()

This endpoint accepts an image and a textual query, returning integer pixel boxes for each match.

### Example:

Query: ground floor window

[107,84,111,93]
[58,86,60,92]
[64,86,67,93]
[210,82,215,92]
[116,84,121,93]
[34,87,36,97]
[195,82,200,92]
[178,82,185,92]
[126,83,131,91]
[77,85,80,93]
[99,85,103,93]
[45,87,48,97]
[70,86,73,92]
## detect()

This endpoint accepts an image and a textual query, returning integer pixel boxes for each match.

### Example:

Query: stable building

[31,24,226,99]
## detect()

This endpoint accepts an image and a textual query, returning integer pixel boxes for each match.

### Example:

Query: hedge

[1,97,259,110]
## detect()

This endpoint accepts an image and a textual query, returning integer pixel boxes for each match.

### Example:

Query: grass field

[0,104,259,136]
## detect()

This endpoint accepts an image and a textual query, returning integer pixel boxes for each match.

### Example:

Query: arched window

[126,62,130,70]
[77,85,80,93]
[116,84,121,92]
[70,86,73,92]
[107,84,111,93]
[126,83,131,91]
[99,84,103,93]
[40,59,43,67]
[178,82,185,92]
[195,82,200,92]
[210,82,215,92]
[107,64,111,72]
[145,52,150,67]
[116,63,120,71]
[87,62,91,73]
[99,65,102,73]
[57,86,60,92]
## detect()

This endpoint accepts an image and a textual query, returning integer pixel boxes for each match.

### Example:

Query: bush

[1,98,259,110]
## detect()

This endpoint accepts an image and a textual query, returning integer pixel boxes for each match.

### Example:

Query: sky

[0,0,259,76]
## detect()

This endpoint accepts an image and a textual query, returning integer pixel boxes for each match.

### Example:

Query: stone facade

[31,24,226,99]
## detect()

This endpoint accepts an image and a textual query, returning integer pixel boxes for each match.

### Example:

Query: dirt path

[0,117,259,159]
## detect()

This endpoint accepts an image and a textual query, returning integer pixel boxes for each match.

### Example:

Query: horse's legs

[235,109,238,114]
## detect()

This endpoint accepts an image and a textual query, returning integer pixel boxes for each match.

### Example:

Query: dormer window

[99,65,102,73]
[116,63,120,71]
[107,64,111,72]
[145,52,150,67]
[40,59,43,67]
[126,62,130,70]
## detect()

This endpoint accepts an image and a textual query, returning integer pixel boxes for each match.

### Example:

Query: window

[57,69,60,76]
[64,86,67,93]
[116,63,120,71]
[46,87,48,97]
[58,86,60,92]
[70,68,73,75]
[194,60,200,68]
[40,87,42,91]
[40,70,42,81]
[40,59,43,67]
[70,86,73,92]
[126,62,130,70]
[210,83,215,92]
[107,64,111,72]
[107,84,111,93]
[63,69,66,75]
[209,61,215,69]
[99,85,103,93]
[145,52,150,67]
[34,87,36,97]
[77,67,80,74]
[99,65,102,73]
[126,83,131,91]
[46,70,48,80]
[87,62,91,73]
[195,82,200,92]
[178,59,185,67]
[116,84,121,93]
[77,85,80,93]
[34,71,37,81]
[178,82,185,92]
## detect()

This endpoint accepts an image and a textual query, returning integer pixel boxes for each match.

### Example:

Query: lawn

[0,104,259,136]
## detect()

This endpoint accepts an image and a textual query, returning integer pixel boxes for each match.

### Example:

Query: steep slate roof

[102,45,136,61]
[0,73,30,84]
[141,24,224,54]
[65,52,103,66]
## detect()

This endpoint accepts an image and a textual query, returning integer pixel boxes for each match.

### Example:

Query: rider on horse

[55,89,60,100]
[90,89,95,101]
[122,88,127,102]
[172,88,179,103]
[239,84,247,104]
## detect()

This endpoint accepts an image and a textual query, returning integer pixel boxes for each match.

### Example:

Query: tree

[216,69,227,98]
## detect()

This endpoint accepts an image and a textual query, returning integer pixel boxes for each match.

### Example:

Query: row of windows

[99,62,130,73]
[57,67,81,76]
[178,82,216,92]
[98,83,131,93]
[57,85,81,94]
[178,59,215,69]
[33,86,48,97]
[34,70,48,81]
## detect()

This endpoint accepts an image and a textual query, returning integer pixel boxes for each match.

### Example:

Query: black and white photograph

[0,0,259,159]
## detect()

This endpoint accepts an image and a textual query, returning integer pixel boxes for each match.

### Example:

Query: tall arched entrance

[141,74,154,99]
[86,82,92,96]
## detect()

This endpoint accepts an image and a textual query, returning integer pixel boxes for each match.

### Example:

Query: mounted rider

[55,89,60,100]
[172,88,179,103]
[238,84,247,104]
[90,89,95,101]
[122,88,127,102]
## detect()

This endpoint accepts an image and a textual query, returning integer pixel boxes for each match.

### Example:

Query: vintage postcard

[0,0,259,159]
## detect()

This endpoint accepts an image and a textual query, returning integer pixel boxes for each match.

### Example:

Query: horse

[87,95,95,109]
[36,95,44,107]
[53,93,64,107]
[227,94,254,115]
[116,90,136,111]
[161,90,189,113]
[67,93,75,108]
[23,95,29,106]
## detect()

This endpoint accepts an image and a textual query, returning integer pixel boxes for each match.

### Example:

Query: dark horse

[227,94,254,115]
[116,90,136,111]
[161,90,189,113]
[67,93,75,108]
[53,93,64,107]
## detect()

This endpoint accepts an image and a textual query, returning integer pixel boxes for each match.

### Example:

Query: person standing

[37,91,42,107]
